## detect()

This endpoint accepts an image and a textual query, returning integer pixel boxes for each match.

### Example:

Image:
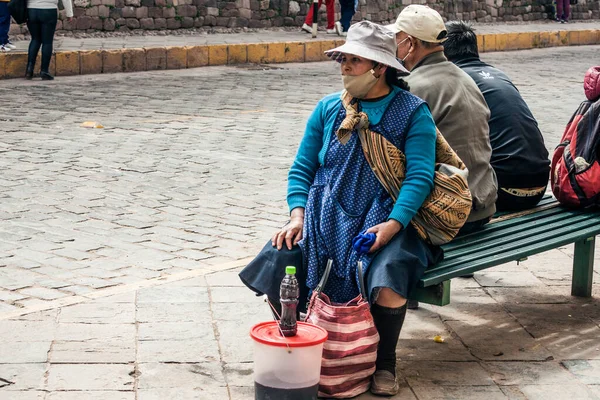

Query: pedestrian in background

[302,0,337,35]
[25,0,73,80]
[443,21,550,211]
[334,0,357,37]
[0,0,16,52]
[556,0,570,23]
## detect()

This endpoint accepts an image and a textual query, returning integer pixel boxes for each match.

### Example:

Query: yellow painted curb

[1,29,598,80]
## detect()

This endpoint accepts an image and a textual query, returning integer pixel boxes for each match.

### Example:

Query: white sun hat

[324,20,410,74]
[386,5,448,43]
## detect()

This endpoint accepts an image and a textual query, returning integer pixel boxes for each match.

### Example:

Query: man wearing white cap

[386,5,498,233]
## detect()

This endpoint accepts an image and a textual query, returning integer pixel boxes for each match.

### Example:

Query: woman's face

[340,53,375,76]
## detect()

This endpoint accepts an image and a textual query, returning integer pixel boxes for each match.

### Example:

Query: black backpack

[8,0,28,24]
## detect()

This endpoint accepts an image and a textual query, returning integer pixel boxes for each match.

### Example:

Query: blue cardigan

[287,86,437,229]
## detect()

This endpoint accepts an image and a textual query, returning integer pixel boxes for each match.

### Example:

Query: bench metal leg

[572,236,595,297]
[411,280,451,306]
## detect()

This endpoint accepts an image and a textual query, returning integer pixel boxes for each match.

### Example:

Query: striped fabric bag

[305,260,380,398]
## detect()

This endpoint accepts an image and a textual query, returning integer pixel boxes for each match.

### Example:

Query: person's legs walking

[564,0,570,21]
[0,2,11,51]
[339,0,355,32]
[39,9,57,79]
[304,0,323,26]
[324,0,335,30]
[556,0,564,20]
[26,9,43,78]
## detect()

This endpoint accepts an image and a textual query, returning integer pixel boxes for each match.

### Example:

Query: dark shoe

[371,370,399,396]
[407,299,419,310]
[40,71,54,81]
[25,62,34,80]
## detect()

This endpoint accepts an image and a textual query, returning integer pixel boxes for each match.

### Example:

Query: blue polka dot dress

[299,91,424,303]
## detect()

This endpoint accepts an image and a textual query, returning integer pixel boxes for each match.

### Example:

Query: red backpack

[551,99,600,208]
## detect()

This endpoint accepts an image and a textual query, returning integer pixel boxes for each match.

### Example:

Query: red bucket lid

[250,321,328,348]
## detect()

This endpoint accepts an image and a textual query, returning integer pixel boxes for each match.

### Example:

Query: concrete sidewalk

[1,20,599,79]
[8,20,600,51]
[3,250,600,400]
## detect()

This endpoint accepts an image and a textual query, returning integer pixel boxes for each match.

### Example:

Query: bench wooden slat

[428,217,600,273]
[421,224,600,286]
[445,207,570,248]
[440,213,596,260]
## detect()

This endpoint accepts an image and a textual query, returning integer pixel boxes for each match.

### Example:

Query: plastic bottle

[279,266,299,337]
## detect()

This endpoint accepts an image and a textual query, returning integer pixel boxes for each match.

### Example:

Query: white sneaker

[4,41,16,50]
[301,23,312,34]
[334,21,346,37]
[326,28,336,34]
[0,45,10,52]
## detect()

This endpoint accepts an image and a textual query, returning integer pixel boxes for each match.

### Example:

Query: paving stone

[563,360,600,385]
[506,304,600,360]
[137,362,226,389]
[210,301,272,323]
[50,340,135,363]
[398,361,495,387]
[138,338,220,363]
[138,321,214,341]
[136,287,208,303]
[215,320,256,363]
[0,363,46,391]
[486,285,574,304]
[398,308,475,362]
[0,391,46,399]
[209,286,262,303]
[46,392,135,400]
[445,315,553,361]
[517,384,597,399]
[17,287,70,301]
[54,323,135,341]
[58,303,134,324]
[484,361,576,385]
[410,385,507,400]
[0,321,56,342]
[137,387,229,399]
[223,363,254,387]
[0,342,51,363]
[206,270,245,287]
[136,302,210,323]
[474,270,546,287]
[46,364,134,390]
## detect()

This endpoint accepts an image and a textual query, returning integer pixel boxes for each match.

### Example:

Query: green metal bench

[412,196,600,306]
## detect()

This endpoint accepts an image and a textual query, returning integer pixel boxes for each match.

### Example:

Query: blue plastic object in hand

[352,232,376,255]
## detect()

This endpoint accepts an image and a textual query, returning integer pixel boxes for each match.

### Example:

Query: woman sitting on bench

[239,21,442,396]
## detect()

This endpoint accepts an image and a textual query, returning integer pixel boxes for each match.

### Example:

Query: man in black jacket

[443,21,551,211]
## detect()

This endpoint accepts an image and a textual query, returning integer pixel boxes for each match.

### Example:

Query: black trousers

[27,8,57,73]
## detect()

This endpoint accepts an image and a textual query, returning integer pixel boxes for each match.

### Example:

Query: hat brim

[324,42,409,75]
[384,23,401,34]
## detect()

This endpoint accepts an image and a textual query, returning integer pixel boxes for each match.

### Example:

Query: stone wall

[9,0,600,35]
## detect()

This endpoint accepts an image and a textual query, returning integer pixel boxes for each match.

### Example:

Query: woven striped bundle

[338,91,472,245]
[306,292,379,398]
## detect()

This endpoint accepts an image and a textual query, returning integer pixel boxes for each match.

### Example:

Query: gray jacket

[404,51,498,222]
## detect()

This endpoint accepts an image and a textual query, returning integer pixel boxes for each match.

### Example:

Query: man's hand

[365,220,403,253]
[272,208,305,251]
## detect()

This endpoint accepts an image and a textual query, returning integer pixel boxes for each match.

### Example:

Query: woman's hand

[365,220,403,253]
[272,208,305,251]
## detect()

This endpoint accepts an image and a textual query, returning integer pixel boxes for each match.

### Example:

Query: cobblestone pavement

[1,46,600,399]
[6,20,599,52]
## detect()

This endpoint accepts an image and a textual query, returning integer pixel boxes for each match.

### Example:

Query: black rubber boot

[25,62,35,80]
[40,71,54,81]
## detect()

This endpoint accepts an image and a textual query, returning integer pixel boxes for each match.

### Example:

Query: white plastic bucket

[250,321,328,400]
